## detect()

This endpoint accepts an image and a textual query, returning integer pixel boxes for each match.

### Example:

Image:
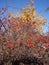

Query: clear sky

[0,0,49,33]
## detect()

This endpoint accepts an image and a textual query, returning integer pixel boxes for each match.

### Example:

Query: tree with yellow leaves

[20,0,47,35]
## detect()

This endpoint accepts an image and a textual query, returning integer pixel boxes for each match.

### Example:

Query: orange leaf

[8,43,14,48]
[45,43,49,49]
[33,21,36,24]
[27,42,35,48]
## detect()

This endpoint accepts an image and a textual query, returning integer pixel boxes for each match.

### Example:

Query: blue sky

[0,0,49,33]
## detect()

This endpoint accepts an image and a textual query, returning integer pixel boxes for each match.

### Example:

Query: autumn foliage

[0,0,49,65]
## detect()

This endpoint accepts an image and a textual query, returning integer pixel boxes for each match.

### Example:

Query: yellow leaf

[38,17,43,22]
[21,13,26,20]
